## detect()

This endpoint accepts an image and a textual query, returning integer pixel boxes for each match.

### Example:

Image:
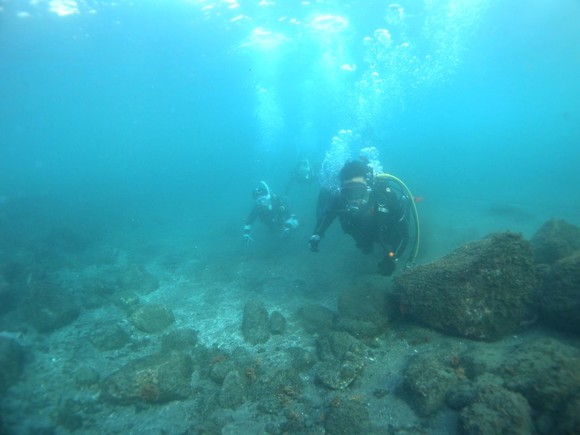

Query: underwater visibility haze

[1,0,580,434]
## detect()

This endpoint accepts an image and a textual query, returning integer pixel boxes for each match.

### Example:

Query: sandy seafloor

[0,190,578,434]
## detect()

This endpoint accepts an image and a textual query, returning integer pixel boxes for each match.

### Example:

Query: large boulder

[538,253,580,334]
[395,232,537,340]
[530,219,580,265]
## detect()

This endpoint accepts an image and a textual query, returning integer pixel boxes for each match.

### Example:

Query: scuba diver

[285,158,318,196]
[308,159,419,276]
[243,181,299,244]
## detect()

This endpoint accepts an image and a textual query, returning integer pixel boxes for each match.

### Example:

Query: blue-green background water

[1,0,579,253]
[1,2,580,433]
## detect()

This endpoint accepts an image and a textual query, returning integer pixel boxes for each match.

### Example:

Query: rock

[210,359,236,385]
[316,332,365,390]
[130,304,175,333]
[241,300,270,345]
[269,311,286,335]
[498,338,580,421]
[539,253,580,334]
[101,352,193,404]
[395,232,537,340]
[317,359,365,390]
[530,219,580,264]
[250,369,303,411]
[219,370,246,409]
[401,353,457,416]
[0,336,24,393]
[460,386,533,435]
[325,396,370,435]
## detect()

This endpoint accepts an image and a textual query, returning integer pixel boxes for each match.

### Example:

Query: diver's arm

[309,188,341,252]
[312,212,337,238]
[243,207,260,237]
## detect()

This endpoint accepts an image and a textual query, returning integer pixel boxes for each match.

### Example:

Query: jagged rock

[530,219,580,264]
[539,253,580,334]
[101,352,193,404]
[241,300,270,345]
[130,304,175,333]
[395,232,537,340]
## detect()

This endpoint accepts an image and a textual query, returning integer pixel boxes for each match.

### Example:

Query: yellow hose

[375,173,421,265]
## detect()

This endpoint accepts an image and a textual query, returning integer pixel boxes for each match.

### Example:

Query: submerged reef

[0,218,579,434]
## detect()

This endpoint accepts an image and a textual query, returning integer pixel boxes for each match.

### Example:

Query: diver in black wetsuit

[243,181,299,244]
[308,159,412,276]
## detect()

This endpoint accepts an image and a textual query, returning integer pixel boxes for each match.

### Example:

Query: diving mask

[341,181,369,207]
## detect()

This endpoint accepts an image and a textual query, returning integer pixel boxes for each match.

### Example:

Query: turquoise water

[1,1,579,433]
[1,0,578,223]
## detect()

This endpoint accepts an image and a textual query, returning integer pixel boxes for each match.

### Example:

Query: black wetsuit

[313,183,409,273]
[246,194,292,231]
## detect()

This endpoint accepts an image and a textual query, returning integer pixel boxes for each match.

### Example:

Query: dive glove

[309,234,321,252]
